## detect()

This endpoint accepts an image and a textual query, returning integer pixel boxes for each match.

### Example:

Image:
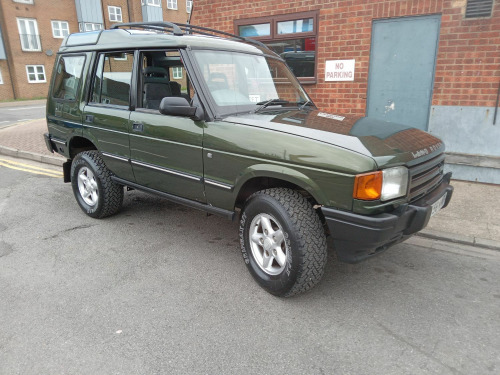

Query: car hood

[223,109,445,168]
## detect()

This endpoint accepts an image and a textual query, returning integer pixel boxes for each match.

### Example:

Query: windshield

[192,50,310,115]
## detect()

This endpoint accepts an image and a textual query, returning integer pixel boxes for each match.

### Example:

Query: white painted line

[0,121,9,124]
[7,106,46,111]
[17,119,31,122]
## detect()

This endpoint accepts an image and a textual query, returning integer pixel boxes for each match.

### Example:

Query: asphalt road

[0,103,45,129]
[0,156,499,375]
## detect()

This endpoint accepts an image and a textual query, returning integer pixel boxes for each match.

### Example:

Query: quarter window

[235,11,318,83]
[51,21,70,38]
[17,18,41,51]
[26,65,46,83]
[167,0,177,10]
[90,51,134,107]
[108,6,123,22]
[52,55,85,100]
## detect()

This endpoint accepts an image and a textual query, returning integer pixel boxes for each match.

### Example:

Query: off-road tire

[71,151,124,218]
[239,188,327,297]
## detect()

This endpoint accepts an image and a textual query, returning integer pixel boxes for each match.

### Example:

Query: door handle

[85,114,94,123]
[132,123,144,132]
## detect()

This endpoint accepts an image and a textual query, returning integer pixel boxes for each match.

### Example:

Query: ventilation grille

[465,0,494,18]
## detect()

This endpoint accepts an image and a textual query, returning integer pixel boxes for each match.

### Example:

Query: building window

[235,11,318,83]
[26,65,46,83]
[144,0,161,6]
[465,0,494,18]
[108,6,123,22]
[51,21,70,38]
[79,23,103,32]
[167,0,177,10]
[172,66,183,79]
[0,69,3,85]
[13,0,33,4]
[17,18,41,51]
[186,0,192,13]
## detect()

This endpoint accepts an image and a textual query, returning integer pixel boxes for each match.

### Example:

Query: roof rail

[111,21,184,36]
[110,21,269,50]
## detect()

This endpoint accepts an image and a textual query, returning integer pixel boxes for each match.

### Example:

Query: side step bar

[111,176,235,221]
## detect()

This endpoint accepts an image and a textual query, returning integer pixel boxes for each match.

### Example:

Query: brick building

[0,0,192,100]
[191,0,500,183]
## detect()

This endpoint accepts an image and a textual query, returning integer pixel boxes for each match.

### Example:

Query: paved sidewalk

[0,118,499,250]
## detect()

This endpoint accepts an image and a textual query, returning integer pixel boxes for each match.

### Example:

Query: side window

[52,55,85,101]
[90,51,134,107]
[139,50,195,111]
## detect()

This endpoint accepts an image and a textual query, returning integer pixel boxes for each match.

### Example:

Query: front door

[129,50,205,202]
[366,15,441,130]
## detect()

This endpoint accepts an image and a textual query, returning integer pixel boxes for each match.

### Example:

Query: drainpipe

[494,80,499,125]
[0,4,17,99]
[126,0,133,22]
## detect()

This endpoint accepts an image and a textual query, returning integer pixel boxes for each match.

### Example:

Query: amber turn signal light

[353,171,383,200]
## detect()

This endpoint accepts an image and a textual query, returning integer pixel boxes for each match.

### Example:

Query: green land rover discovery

[44,22,453,297]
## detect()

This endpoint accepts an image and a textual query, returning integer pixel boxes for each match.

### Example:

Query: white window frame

[144,0,161,6]
[108,6,123,22]
[172,67,182,79]
[51,20,70,39]
[26,65,46,83]
[186,0,192,13]
[79,23,103,32]
[13,0,34,4]
[167,0,177,10]
[17,18,41,51]
[0,69,3,85]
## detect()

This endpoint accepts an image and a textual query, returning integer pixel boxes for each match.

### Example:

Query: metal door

[366,15,441,130]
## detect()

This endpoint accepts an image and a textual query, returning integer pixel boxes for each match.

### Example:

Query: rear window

[90,52,134,107]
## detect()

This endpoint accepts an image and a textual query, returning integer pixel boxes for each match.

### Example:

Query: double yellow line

[0,158,63,178]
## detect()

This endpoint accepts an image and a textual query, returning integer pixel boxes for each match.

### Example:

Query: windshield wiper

[298,100,313,110]
[254,98,290,113]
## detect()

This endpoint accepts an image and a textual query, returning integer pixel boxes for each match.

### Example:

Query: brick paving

[0,119,60,158]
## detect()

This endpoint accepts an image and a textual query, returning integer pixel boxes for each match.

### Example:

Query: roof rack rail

[110,21,269,50]
[111,21,184,36]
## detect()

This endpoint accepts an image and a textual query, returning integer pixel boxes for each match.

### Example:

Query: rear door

[82,51,135,181]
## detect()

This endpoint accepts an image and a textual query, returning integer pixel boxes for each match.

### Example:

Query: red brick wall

[102,0,132,29]
[0,59,14,100]
[191,0,500,115]
[0,0,78,99]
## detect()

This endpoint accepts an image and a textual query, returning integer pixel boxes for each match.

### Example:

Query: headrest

[144,67,168,77]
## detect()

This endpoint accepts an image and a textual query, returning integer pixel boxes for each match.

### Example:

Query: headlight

[353,166,408,201]
[381,166,408,201]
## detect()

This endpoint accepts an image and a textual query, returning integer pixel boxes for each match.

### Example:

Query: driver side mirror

[159,97,197,118]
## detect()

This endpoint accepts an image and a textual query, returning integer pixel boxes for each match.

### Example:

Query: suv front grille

[408,154,445,202]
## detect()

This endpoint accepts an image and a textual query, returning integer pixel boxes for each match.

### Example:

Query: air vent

[465,0,494,18]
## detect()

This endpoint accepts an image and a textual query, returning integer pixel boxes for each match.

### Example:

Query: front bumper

[322,173,453,263]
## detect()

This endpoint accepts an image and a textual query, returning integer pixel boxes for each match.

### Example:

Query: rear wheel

[239,188,327,297]
[71,151,123,218]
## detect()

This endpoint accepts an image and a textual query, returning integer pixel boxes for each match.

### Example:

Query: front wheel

[71,151,123,218]
[239,188,327,297]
